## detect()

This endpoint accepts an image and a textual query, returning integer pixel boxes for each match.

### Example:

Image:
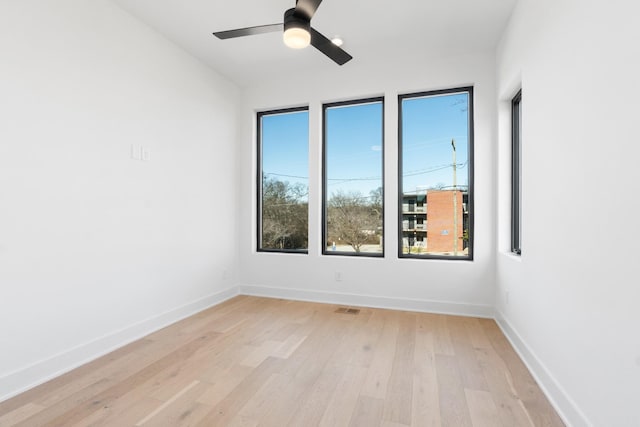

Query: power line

[265,159,468,184]
[263,172,309,180]
[403,160,468,177]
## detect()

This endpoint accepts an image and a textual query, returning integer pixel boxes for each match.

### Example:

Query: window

[257,107,309,252]
[323,98,384,256]
[512,90,522,255]
[398,87,474,259]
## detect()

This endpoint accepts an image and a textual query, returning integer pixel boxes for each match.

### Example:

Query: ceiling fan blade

[295,0,323,19]
[213,23,282,40]
[310,28,352,65]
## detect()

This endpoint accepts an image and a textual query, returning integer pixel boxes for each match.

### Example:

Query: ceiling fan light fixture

[283,8,311,49]
[283,27,310,49]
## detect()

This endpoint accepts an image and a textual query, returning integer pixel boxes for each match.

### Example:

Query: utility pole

[452,139,458,256]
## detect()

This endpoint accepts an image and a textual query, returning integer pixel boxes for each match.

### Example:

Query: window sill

[500,251,522,262]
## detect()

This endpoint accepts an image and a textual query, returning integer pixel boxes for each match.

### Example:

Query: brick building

[401,189,468,255]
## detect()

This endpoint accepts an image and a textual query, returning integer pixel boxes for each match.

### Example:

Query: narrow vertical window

[512,90,522,255]
[257,107,309,252]
[323,98,384,256]
[398,87,474,259]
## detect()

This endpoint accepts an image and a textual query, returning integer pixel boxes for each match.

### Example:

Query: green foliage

[261,177,308,250]
[261,179,384,253]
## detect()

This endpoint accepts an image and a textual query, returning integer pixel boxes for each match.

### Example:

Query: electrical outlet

[505,290,510,305]
[222,269,229,280]
[334,271,343,282]
[141,147,150,161]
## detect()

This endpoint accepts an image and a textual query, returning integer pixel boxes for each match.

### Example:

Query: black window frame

[256,106,309,254]
[322,96,385,258]
[511,90,522,255]
[397,86,475,261]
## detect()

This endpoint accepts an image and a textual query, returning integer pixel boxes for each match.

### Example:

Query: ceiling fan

[212,0,353,66]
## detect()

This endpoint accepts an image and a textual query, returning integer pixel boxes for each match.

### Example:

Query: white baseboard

[0,285,239,403]
[495,311,591,427]
[239,284,494,318]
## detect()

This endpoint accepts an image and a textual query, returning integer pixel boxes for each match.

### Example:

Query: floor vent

[335,307,360,315]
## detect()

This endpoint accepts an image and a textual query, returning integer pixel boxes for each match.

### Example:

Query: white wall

[6,1,636,422]
[496,0,640,425]
[0,0,240,400]
[239,52,498,317]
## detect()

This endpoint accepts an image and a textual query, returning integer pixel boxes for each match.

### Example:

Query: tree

[327,190,381,252]
[369,187,383,219]
[261,177,308,249]
[460,228,469,249]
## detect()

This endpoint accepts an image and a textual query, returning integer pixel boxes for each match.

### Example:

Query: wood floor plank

[225,373,290,426]
[69,395,161,427]
[411,314,440,427]
[256,316,348,426]
[139,380,212,427]
[135,380,202,425]
[0,402,46,426]
[435,354,473,427]
[196,365,254,407]
[271,334,308,359]
[9,377,114,427]
[286,362,344,427]
[447,317,489,391]
[192,357,284,427]
[360,311,400,399]
[0,338,154,416]
[0,297,564,427]
[19,332,224,427]
[349,396,384,427]
[464,388,502,427]
[344,309,385,369]
[35,349,150,407]
[382,312,416,425]
[240,340,284,368]
[434,315,456,356]
[464,318,492,350]
[381,422,410,427]
[478,319,564,427]
[412,374,440,427]
[72,324,252,426]
[318,365,368,427]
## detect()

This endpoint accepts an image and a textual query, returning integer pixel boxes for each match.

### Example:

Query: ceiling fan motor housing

[284,8,311,35]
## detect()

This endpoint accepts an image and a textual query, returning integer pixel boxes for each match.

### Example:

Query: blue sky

[325,101,383,199]
[261,109,309,192]
[401,92,469,193]
[260,91,469,198]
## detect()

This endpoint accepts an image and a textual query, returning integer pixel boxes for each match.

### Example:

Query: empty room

[0,0,638,426]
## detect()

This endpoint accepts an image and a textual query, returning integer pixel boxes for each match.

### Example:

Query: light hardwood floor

[0,296,564,426]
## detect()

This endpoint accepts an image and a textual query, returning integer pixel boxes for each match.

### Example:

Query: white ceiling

[111,0,517,87]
